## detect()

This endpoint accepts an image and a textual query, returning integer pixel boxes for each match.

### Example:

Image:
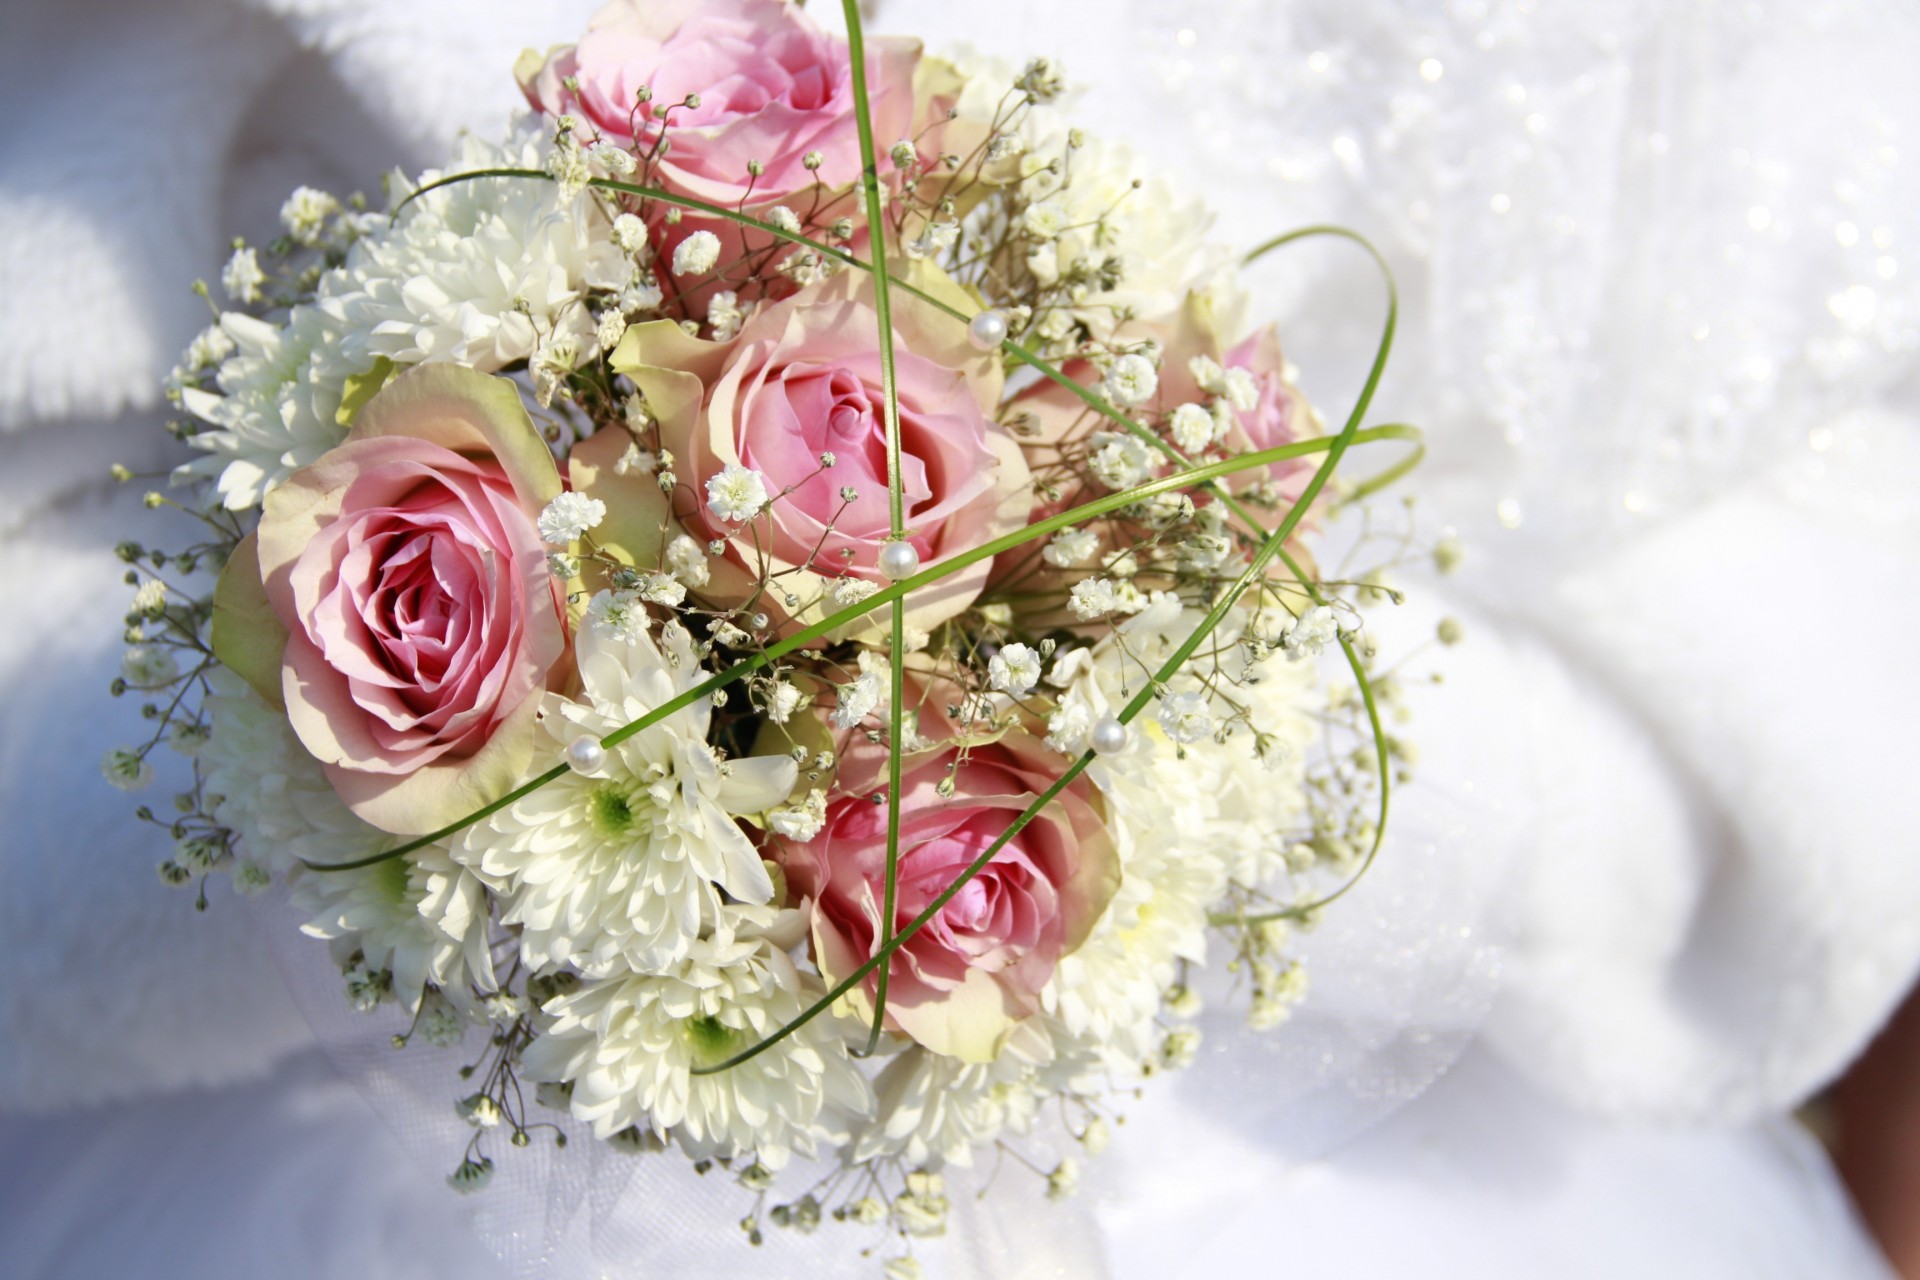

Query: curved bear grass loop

[355,121,1412,1064]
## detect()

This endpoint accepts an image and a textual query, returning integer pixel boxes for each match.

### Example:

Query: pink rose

[232,365,569,834]
[576,265,1031,632]
[777,712,1117,1062]
[1215,324,1315,499]
[519,0,930,307]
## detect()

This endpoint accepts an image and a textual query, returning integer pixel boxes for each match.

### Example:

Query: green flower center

[684,1015,743,1067]
[370,855,412,907]
[588,784,641,837]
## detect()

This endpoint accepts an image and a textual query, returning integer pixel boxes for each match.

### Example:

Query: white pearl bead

[1089,717,1129,755]
[878,541,921,581]
[967,309,1009,351]
[566,735,607,775]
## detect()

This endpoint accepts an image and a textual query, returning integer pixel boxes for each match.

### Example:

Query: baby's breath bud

[1162,1027,1203,1070]
[890,140,917,169]
[1047,1157,1081,1201]
[447,1157,495,1195]
[102,747,153,792]
[456,1093,503,1129]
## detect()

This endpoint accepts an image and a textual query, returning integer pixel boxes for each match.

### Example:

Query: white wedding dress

[2,0,1916,1276]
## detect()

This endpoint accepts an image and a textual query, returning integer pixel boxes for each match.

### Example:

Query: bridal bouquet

[108,0,1422,1270]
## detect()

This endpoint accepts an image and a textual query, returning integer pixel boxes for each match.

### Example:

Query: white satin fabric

[1,0,1913,1276]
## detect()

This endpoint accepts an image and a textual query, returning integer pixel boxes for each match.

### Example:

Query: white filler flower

[537,490,606,545]
[988,642,1044,698]
[1102,354,1160,407]
[672,230,722,276]
[705,463,770,522]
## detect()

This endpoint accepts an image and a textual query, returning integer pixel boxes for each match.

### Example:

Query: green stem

[839,0,910,1056]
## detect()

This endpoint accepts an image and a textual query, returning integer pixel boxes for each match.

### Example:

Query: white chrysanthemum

[947,51,1227,335]
[330,122,623,373]
[291,843,497,1009]
[851,1026,1052,1168]
[1037,130,1225,332]
[196,669,389,876]
[455,622,796,976]
[1041,794,1224,1067]
[521,912,871,1169]
[183,121,626,511]
[177,307,351,509]
[1040,593,1319,1066]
